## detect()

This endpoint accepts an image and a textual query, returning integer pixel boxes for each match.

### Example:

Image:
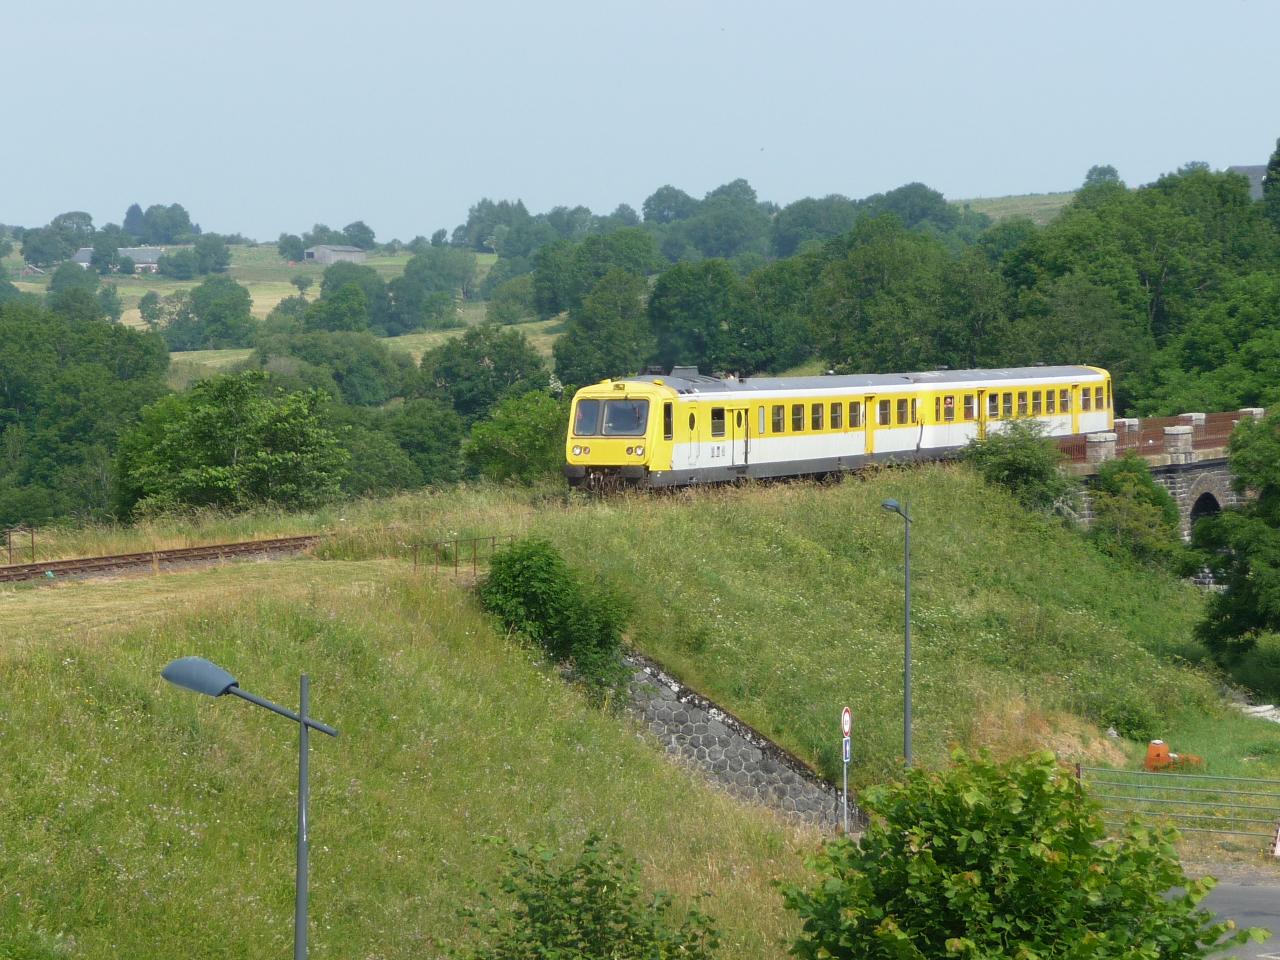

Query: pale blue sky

[5,0,1276,240]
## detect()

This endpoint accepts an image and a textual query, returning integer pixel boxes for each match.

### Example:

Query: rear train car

[564,365,1112,489]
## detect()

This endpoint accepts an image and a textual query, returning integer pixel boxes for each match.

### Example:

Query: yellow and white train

[564,365,1113,488]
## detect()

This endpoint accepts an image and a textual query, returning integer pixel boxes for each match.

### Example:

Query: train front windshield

[573,398,649,436]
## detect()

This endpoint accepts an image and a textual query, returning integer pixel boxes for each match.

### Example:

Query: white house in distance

[71,246,166,273]
[303,244,366,266]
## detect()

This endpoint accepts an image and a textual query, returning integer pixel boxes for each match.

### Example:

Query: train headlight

[572,445,582,456]
[626,446,634,455]
[583,446,590,455]
[635,445,645,456]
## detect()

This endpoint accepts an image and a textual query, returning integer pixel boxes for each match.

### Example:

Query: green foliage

[963,420,1078,515]
[277,232,305,261]
[419,324,548,421]
[254,330,413,407]
[0,299,168,524]
[318,261,392,331]
[481,537,628,700]
[648,259,739,372]
[47,261,98,298]
[342,219,376,249]
[157,248,199,279]
[192,233,231,274]
[781,750,1261,960]
[458,833,719,960]
[466,390,567,484]
[1088,454,1187,570]
[1195,411,1280,664]
[382,398,465,486]
[115,371,346,515]
[388,246,476,333]
[485,273,535,325]
[1264,137,1280,231]
[553,269,652,387]
[304,281,369,332]
[163,275,255,349]
[532,229,663,318]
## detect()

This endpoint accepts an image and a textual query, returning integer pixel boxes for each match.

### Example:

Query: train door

[1069,385,1081,435]
[687,407,700,467]
[976,389,988,440]
[864,394,877,455]
[730,408,748,468]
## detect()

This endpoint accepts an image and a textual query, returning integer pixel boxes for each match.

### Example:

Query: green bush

[1231,632,1280,702]
[480,537,628,701]
[781,750,1264,959]
[465,391,568,484]
[963,420,1078,515]
[1089,454,1188,571]
[457,833,719,960]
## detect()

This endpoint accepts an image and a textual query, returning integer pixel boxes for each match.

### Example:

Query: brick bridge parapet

[1064,408,1263,538]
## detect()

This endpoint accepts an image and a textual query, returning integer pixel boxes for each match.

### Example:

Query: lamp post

[162,656,338,960]
[880,499,912,767]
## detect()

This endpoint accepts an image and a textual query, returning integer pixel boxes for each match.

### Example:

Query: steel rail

[0,535,325,583]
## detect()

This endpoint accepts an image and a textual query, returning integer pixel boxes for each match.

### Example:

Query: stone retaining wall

[626,653,854,832]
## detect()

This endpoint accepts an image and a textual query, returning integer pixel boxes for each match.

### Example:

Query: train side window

[1046,391,1056,415]
[987,393,999,418]
[896,398,908,424]
[792,403,805,431]
[811,402,824,430]
[963,394,976,420]
[878,399,891,425]
[758,406,765,435]
[1095,386,1104,408]
[1032,391,1042,416]
[944,395,956,422]
[850,401,862,427]
[1002,393,1013,418]
[1017,391,1028,417]
[663,402,673,440]
[711,407,726,438]
[1060,389,1071,412]
[772,405,785,433]
[1081,389,1092,412]
[830,402,843,430]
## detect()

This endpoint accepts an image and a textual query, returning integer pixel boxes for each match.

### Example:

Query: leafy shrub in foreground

[963,420,1078,516]
[781,750,1264,959]
[480,537,627,700]
[1089,454,1188,571]
[456,833,719,960]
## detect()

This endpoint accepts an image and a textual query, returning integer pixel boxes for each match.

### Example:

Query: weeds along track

[0,535,326,583]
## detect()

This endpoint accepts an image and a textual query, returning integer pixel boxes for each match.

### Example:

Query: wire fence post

[472,539,477,576]
[453,540,458,578]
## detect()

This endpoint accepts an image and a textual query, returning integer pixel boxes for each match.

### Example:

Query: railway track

[0,535,326,584]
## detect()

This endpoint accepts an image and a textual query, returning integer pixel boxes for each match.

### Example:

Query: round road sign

[841,706,852,738]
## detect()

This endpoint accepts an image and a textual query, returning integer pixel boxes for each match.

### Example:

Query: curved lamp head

[162,656,238,697]
[881,499,910,521]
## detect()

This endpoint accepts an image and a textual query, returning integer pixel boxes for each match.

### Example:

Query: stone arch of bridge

[1183,471,1233,535]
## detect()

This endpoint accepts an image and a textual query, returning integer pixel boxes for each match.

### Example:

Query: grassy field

[0,558,809,958]
[21,468,1280,799]
[954,191,1075,225]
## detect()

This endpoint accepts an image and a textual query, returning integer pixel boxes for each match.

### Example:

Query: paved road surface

[1205,882,1280,958]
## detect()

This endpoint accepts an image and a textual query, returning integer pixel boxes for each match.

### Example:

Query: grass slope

[954,191,1075,225]
[0,559,808,959]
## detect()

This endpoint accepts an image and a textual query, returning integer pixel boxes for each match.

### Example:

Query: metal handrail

[1086,779,1280,801]
[1091,792,1280,815]
[1079,766,1280,786]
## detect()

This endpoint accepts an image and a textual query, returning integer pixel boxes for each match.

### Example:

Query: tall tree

[123,203,146,240]
[419,324,548,420]
[1264,137,1280,231]
[553,269,652,387]
[647,259,739,372]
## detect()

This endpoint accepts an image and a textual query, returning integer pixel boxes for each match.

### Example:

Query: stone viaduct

[1064,408,1264,538]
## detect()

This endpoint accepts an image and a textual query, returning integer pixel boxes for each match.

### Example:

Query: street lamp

[162,656,338,960]
[881,499,912,767]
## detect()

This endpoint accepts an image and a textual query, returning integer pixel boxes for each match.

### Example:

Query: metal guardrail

[1078,765,1280,840]
[412,535,516,577]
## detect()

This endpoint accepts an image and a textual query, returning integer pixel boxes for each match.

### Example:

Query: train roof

[623,365,1105,395]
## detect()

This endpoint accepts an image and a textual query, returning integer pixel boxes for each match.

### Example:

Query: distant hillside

[954,190,1075,225]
